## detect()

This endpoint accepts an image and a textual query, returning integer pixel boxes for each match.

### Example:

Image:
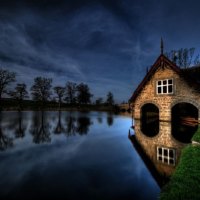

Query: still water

[0,111,160,200]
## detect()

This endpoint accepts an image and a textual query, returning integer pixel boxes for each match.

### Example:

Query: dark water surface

[0,111,160,200]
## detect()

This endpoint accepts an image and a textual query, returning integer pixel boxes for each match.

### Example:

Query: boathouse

[129,44,200,123]
[129,42,200,171]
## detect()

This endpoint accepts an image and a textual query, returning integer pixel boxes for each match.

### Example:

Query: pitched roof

[129,54,181,103]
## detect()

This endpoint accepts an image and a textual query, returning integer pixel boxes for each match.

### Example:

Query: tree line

[0,68,115,110]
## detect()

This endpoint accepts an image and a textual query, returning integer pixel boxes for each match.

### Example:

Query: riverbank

[160,127,200,200]
[0,98,122,112]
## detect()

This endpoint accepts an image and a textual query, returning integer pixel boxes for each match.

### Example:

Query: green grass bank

[160,126,200,200]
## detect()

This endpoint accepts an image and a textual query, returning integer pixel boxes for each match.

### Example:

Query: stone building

[129,44,200,173]
[129,52,200,122]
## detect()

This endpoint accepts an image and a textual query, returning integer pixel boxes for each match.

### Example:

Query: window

[156,79,173,94]
[157,146,176,165]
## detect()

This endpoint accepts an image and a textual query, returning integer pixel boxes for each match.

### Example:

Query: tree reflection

[65,114,77,136]
[15,111,26,138]
[76,116,92,135]
[54,111,64,134]
[30,111,51,144]
[0,113,13,150]
[97,116,102,124]
[65,114,92,136]
[107,113,114,126]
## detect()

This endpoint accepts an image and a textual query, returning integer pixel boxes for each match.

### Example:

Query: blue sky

[0,0,200,103]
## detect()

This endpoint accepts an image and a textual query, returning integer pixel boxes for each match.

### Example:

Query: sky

[0,0,200,103]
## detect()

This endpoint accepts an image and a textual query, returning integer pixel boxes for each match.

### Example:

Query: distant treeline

[0,68,117,111]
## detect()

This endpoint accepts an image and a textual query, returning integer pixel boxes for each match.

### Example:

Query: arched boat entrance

[141,103,159,137]
[172,103,198,143]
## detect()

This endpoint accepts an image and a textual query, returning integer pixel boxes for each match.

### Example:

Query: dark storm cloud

[0,0,200,102]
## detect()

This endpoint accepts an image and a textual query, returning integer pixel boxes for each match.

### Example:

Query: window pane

[168,79,173,84]
[158,156,162,161]
[157,81,161,85]
[169,149,174,157]
[164,158,168,163]
[158,148,162,155]
[163,80,167,85]
[164,149,168,156]
[157,87,161,94]
[168,85,173,93]
[163,86,167,93]
[169,159,174,165]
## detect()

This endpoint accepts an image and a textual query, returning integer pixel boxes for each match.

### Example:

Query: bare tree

[54,86,65,110]
[165,48,199,68]
[9,83,29,110]
[66,82,77,104]
[31,77,52,109]
[0,69,16,102]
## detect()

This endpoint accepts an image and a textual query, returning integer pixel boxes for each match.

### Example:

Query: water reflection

[76,116,92,135]
[15,111,26,138]
[107,112,114,126]
[97,113,103,124]
[172,117,198,143]
[0,112,160,200]
[54,111,64,134]
[129,119,187,187]
[65,114,77,136]
[0,113,13,151]
[0,111,94,150]
[65,113,92,136]
[30,111,51,144]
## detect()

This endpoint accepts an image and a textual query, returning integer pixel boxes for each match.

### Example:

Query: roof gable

[129,54,180,103]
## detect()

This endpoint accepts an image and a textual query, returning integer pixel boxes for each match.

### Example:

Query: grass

[192,126,200,143]
[160,144,200,200]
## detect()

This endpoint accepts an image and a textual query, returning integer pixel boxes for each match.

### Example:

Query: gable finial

[160,37,164,54]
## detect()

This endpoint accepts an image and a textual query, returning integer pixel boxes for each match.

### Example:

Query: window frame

[157,146,176,166]
[156,79,174,95]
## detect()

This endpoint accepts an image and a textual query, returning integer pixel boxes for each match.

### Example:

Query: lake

[0,111,160,200]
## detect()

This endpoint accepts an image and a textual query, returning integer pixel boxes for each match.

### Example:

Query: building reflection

[129,119,187,187]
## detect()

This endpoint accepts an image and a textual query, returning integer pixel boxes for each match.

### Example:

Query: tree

[9,83,29,110]
[106,92,114,106]
[31,77,52,108]
[66,82,77,104]
[0,69,16,101]
[165,48,200,68]
[54,86,65,110]
[95,97,103,105]
[76,83,93,104]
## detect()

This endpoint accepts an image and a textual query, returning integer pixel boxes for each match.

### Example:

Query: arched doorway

[141,103,159,137]
[171,103,198,143]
